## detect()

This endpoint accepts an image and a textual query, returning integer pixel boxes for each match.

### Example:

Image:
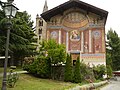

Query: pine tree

[107,29,120,70]
[0,11,37,65]
[64,54,73,82]
[73,56,81,83]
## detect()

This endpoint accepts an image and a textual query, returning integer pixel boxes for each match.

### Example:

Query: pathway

[100,77,120,90]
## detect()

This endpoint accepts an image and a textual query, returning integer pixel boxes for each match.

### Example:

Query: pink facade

[41,0,108,66]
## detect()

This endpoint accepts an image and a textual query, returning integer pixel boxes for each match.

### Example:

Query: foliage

[93,64,106,80]
[39,39,66,79]
[23,39,66,79]
[106,52,112,67]
[80,61,95,82]
[107,28,120,70]
[106,52,113,78]
[73,56,81,83]
[106,65,112,78]
[7,69,19,88]
[29,55,51,78]
[40,39,66,64]
[0,10,6,55]
[51,65,64,80]
[22,57,34,71]
[0,10,37,65]
[64,54,73,82]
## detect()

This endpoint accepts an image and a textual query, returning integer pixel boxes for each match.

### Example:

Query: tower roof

[43,0,48,13]
[41,0,108,21]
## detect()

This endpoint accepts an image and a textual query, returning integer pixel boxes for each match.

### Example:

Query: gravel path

[100,77,120,90]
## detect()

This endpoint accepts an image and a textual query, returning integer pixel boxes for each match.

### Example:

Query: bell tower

[35,0,48,51]
[43,0,48,13]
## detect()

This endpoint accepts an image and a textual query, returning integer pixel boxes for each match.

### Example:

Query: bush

[7,68,19,88]
[22,57,34,71]
[80,61,95,82]
[73,56,81,83]
[106,65,113,78]
[64,54,73,82]
[32,55,51,78]
[93,64,106,80]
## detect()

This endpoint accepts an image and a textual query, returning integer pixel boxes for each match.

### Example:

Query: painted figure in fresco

[84,42,88,52]
[93,31,100,39]
[95,44,100,52]
[70,30,80,41]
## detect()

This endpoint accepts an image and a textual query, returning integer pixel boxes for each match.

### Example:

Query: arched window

[39,36,41,40]
[39,20,43,26]
[38,29,42,34]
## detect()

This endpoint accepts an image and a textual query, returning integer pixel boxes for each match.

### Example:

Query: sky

[1,0,120,36]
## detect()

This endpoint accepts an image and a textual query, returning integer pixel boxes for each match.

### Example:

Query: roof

[41,0,108,21]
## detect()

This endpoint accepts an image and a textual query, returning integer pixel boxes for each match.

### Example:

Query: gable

[41,0,108,22]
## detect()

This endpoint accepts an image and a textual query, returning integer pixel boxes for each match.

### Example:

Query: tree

[106,52,113,78]
[73,56,81,83]
[41,39,66,64]
[106,65,112,78]
[64,54,73,82]
[0,10,6,56]
[0,10,37,65]
[29,54,51,78]
[107,28,120,70]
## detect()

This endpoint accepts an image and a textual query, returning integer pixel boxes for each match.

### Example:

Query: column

[81,31,84,53]
[102,29,105,52]
[89,30,92,52]
[66,32,69,52]
[59,30,61,44]
[47,30,49,41]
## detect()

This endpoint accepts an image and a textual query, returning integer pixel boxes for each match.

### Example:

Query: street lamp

[0,0,18,90]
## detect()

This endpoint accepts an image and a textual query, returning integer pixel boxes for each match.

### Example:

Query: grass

[0,68,4,73]
[0,74,78,90]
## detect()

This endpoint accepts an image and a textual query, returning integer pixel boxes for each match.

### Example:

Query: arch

[38,28,42,34]
[39,20,43,26]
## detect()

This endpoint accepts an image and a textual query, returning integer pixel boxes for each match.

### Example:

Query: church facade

[36,0,108,66]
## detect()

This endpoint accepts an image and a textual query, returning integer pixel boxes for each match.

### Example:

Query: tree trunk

[10,54,14,66]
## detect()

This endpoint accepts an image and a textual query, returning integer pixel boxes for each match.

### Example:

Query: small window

[38,29,42,34]
[39,20,43,26]
[39,36,41,40]
[73,60,76,66]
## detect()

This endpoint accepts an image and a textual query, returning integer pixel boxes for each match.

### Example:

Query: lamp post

[0,0,18,90]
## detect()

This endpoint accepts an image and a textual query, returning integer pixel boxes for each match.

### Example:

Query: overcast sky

[2,0,120,36]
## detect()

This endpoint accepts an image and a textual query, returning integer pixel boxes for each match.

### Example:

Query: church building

[36,0,108,66]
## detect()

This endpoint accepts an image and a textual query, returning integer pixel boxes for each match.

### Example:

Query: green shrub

[73,56,81,83]
[106,65,113,78]
[7,69,19,88]
[30,55,51,78]
[93,64,106,80]
[22,57,34,71]
[80,61,95,82]
[64,54,73,82]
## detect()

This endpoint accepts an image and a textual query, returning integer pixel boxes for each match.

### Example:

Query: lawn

[0,68,4,73]
[0,74,78,90]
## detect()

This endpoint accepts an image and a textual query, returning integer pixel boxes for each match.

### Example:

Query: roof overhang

[41,0,108,22]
